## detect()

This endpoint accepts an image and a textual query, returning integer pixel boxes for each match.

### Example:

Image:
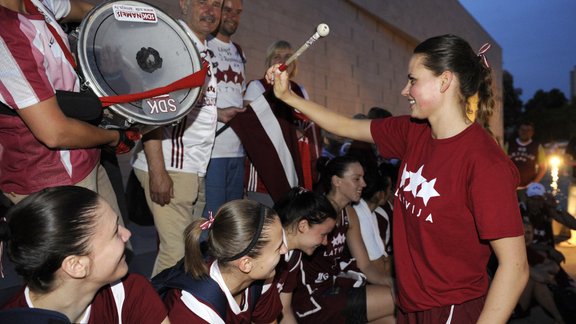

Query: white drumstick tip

[317,23,330,37]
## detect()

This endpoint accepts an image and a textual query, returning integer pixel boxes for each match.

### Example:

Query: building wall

[83,0,504,140]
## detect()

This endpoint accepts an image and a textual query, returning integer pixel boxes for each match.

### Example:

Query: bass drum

[75,0,202,133]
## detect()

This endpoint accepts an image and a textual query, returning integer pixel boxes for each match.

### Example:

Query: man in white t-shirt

[132,0,242,276]
[204,0,247,217]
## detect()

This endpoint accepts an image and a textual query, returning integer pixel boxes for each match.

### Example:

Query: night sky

[460,0,576,102]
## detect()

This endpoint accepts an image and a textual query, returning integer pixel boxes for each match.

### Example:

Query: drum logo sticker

[113,4,158,23]
[144,95,181,118]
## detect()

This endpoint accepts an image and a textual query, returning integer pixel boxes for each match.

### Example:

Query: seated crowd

[0,1,572,320]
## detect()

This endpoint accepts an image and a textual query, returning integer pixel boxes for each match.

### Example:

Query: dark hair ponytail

[414,34,494,127]
[184,200,278,279]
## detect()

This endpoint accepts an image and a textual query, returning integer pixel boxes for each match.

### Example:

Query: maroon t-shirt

[1,273,168,323]
[291,209,355,322]
[274,250,303,294]
[371,116,523,312]
[163,263,281,324]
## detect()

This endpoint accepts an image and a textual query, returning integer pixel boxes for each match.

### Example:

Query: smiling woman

[280,155,395,324]
[153,199,287,323]
[271,187,337,323]
[0,186,169,323]
[267,33,529,323]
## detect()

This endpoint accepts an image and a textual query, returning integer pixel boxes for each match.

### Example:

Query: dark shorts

[397,296,486,324]
[342,285,368,324]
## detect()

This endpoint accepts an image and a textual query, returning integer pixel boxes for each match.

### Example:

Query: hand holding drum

[278,23,330,72]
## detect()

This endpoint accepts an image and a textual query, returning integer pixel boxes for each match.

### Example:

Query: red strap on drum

[98,62,209,107]
[24,0,78,69]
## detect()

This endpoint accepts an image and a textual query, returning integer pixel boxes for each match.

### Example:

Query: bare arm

[267,65,373,143]
[160,316,171,324]
[477,236,529,324]
[279,292,297,324]
[345,206,391,286]
[141,127,173,206]
[17,96,119,149]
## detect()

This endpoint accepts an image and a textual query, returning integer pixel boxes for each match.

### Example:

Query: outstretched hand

[266,64,292,102]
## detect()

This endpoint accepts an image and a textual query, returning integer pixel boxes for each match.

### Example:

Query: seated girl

[272,186,337,323]
[352,170,393,275]
[517,220,566,324]
[0,186,169,323]
[288,155,395,323]
[155,200,287,323]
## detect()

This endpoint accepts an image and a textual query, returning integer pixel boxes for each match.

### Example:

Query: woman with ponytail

[267,34,528,323]
[155,199,287,323]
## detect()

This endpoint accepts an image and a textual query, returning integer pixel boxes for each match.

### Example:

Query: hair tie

[200,211,215,230]
[477,43,491,68]
[297,186,308,195]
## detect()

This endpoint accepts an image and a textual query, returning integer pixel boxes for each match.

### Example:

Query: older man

[133,0,243,275]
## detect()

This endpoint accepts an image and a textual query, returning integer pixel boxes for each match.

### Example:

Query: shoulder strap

[248,280,264,312]
[0,102,17,116]
[151,260,228,319]
[232,42,246,64]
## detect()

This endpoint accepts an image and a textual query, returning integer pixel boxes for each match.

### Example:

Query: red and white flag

[230,90,304,202]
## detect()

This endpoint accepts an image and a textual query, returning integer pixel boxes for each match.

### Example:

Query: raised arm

[477,236,529,324]
[267,65,373,143]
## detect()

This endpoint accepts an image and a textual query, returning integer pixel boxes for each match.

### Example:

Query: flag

[230,90,303,203]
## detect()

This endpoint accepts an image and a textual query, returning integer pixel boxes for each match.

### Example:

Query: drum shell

[75,0,203,131]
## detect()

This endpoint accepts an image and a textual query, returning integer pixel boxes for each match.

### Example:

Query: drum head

[76,1,202,126]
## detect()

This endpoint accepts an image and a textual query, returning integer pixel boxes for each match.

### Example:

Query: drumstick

[278,23,330,72]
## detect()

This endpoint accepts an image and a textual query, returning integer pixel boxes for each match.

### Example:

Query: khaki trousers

[134,168,205,276]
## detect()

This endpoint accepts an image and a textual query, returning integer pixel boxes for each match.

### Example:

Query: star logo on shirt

[331,232,346,246]
[404,165,426,197]
[215,66,244,84]
[417,178,440,206]
[399,165,440,205]
[276,282,284,292]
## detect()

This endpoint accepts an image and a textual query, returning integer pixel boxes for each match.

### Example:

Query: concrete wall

[84,0,504,140]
